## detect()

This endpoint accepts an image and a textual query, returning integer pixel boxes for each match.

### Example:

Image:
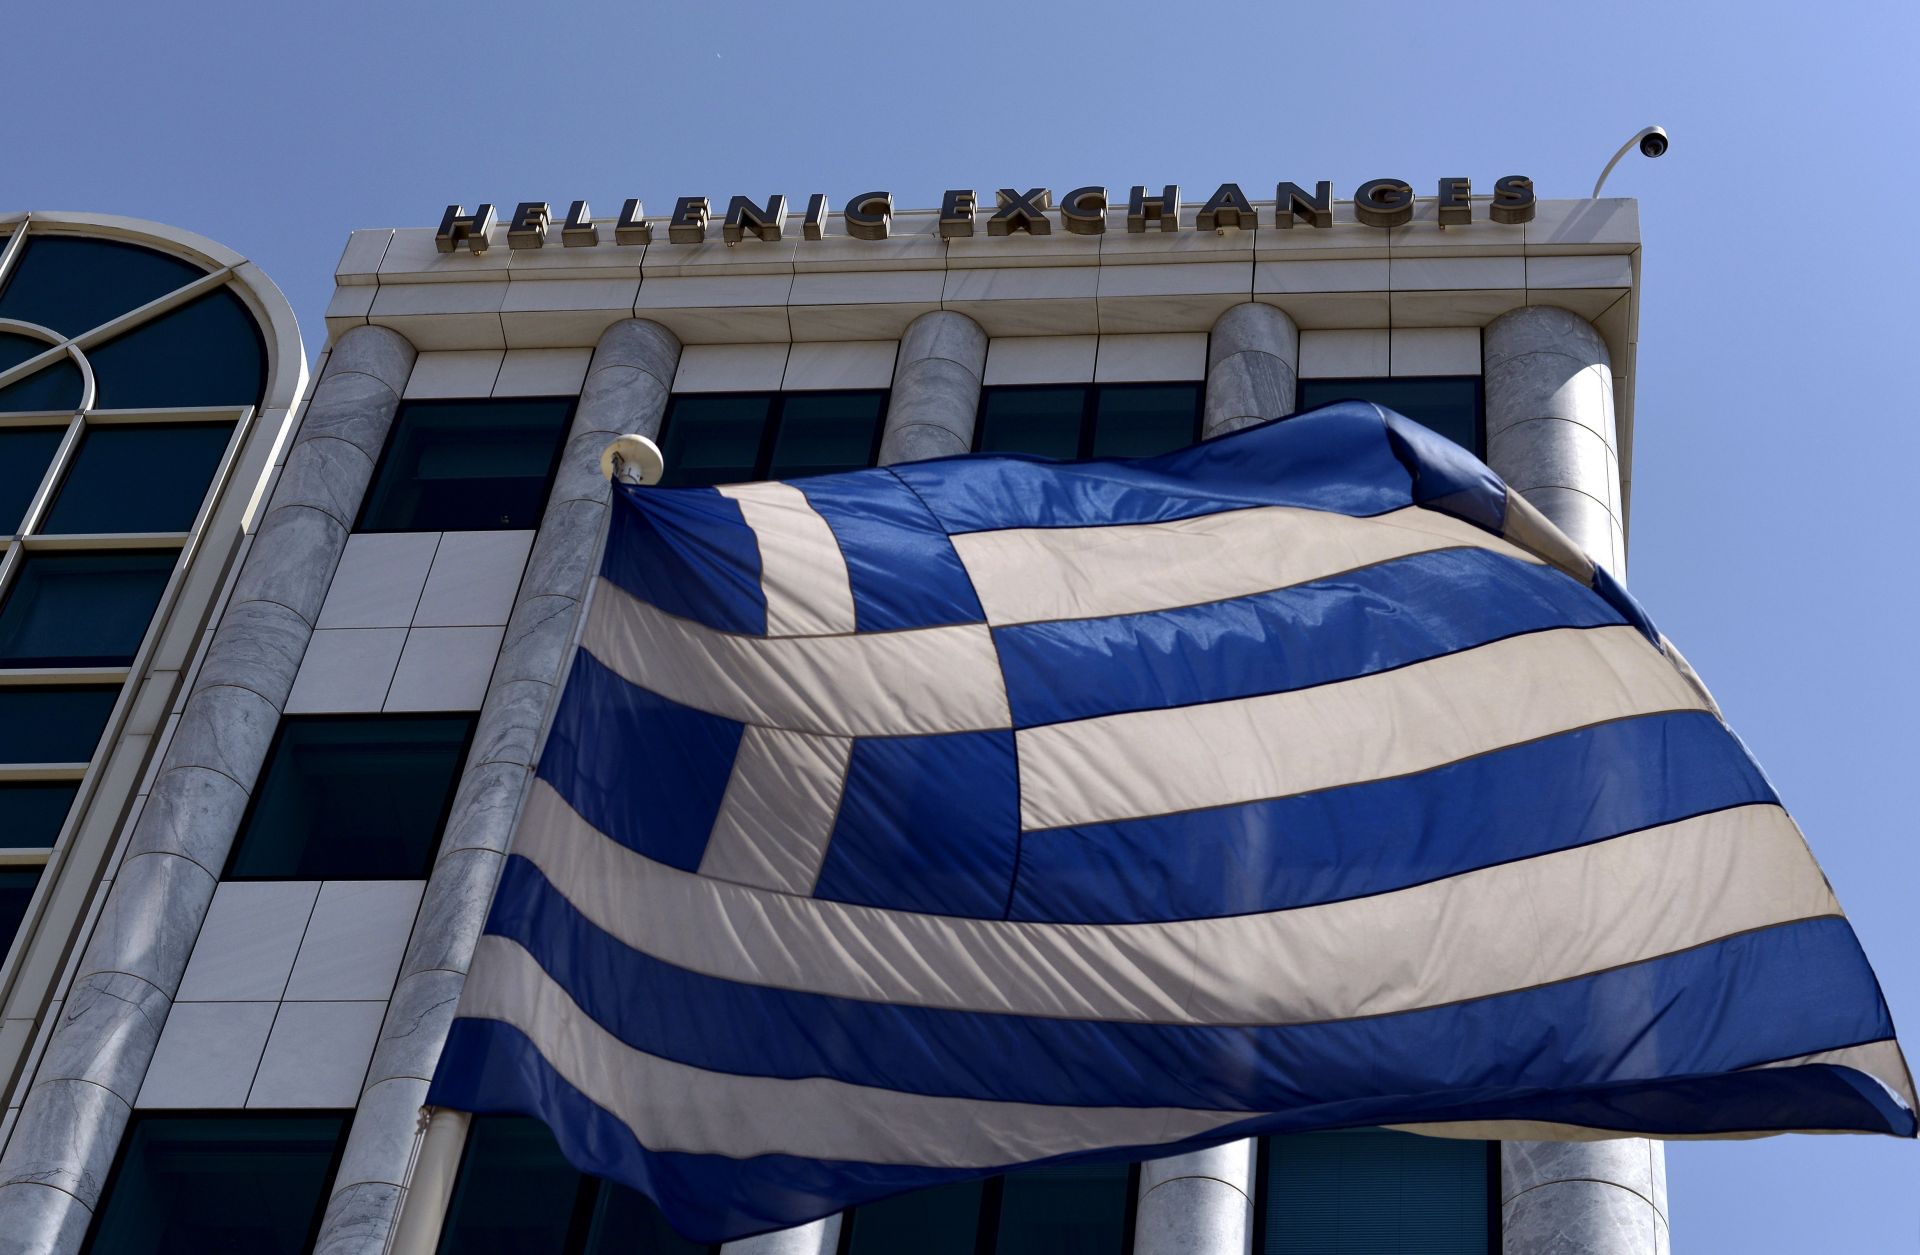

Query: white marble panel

[368,282,508,351]
[249,1001,386,1108]
[499,277,642,349]
[781,342,898,391]
[317,534,441,630]
[1527,254,1635,290]
[631,275,793,344]
[1254,290,1392,330]
[402,352,503,400]
[983,336,1097,385]
[944,267,1100,336]
[413,531,534,628]
[1298,329,1389,378]
[175,881,321,1002]
[325,287,375,336]
[1390,255,1527,292]
[286,628,409,714]
[1094,333,1207,382]
[385,626,505,712]
[1253,259,1389,293]
[335,230,394,285]
[786,271,943,341]
[492,348,592,397]
[1099,205,1256,264]
[1391,288,1527,327]
[793,210,946,272]
[673,344,791,393]
[1526,198,1640,254]
[285,881,426,1002]
[1251,201,1387,260]
[137,1002,277,1108]
[378,227,512,279]
[1391,327,1482,376]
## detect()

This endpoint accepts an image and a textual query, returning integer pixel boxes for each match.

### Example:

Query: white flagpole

[383,434,666,1255]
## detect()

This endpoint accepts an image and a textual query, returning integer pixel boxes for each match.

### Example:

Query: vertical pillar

[1133,1140,1256,1255]
[1482,305,1626,578]
[0,325,417,1255]
[723,1216,843,1255]
[878,310,987,464]
[1203,303,1298,438]
[312,319,682,1255]
[1483,305,1660,1254]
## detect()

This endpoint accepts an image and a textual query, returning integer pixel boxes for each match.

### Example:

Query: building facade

[0,188,1663,1254]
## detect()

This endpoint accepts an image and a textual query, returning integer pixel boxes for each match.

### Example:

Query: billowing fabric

[430,401,1915,1243]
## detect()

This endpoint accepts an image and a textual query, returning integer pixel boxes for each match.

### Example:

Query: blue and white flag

[429,402,1914,1242]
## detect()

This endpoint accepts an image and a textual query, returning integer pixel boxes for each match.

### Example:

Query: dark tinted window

[840,1165,1135,1255]
[1297,377,1483,457]
[225,715,474,880]
[0,353,83,413]
[0,552,174,667]
[41,424,233,534]
[976,384,1201,460]
[88,287,268,410]
[439,1115,715,1255]
[84,1112,346,1255]
[359,399,575,532]
[0,688,116,762]
[0,867,41,962]
[657,391,887,488]
[0,236,205,340]
[0,782,79,844]
[1257,1131,1495,1255]
[0,425,66,528]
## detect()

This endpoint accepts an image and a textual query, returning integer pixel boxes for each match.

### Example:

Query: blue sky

[8,0,1916,1248]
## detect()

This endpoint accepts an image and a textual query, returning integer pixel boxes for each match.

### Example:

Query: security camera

[1639,127,1670,158]
[1593,125,1671,196]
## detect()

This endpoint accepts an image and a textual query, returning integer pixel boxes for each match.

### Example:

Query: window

[0,687,118,763]
[86,287,267,410]
[0,425,68,531]
[225,715,475,880]
[41,423,235,534]
[1255,1131,1497,1255]
[0,783,80,845]
[0,236,208,340]
[0,867,42,963]
[975,384,1202,460]
[1297,377,1484,457]
[0,552,175,667]
[839,1163,1136,1255]
[438,1115,715,1255]
[83,1112,347,1255]
[358,398,576,532]
[656,391,888,487]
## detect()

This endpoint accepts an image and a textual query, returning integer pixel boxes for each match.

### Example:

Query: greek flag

[429,402,1914,1242]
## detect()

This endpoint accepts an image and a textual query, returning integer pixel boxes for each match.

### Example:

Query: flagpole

[383,434,666,1255]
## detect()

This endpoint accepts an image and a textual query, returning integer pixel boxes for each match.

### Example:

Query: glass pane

[438,1116,591,1255]
[993,1163,1132,1255]
[976,387,1086,459]
[41,423,234,534]
[841,1178,987,1255]
[583,1181,715,1255]
[0,352,82,413]
[85,1113,346,1255]
[226,716,473,880]
[1089,383,1201,458]
[658,395,775,487]
[766,392,886,479]
[0,688,116,762]
[0,236,206,340]
[359,399,575,532]
[0,867,41,962]
[0,552,174,667]
[0,781,79,844]
[1261,1130,1491,1254]
[89,287,268,410]
[1297,378,1484,456]
[0,425,66,529]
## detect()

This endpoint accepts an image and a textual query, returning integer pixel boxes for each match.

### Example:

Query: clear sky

[8,0,1916,1248]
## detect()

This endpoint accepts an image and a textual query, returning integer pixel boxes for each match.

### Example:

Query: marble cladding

[1134,1141,1257,1255]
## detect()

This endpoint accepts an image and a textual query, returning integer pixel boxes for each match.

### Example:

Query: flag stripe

[699,726,853,895]
[1008,711,1775,924]
[716,482,858,637]
[798,473,985,631]
[485,860,1890,1113]
[512,782,1834,1027]
[994,546,1621,729]
[581,576,1010,737]
[1017,624,1707,831]
[601,484,767,636]
[951,504,1541,628]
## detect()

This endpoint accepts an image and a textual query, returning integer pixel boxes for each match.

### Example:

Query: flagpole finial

[600,434,666,486]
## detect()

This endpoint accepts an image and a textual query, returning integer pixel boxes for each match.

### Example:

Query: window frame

[1295,375,1487,459]
[354,395,579,534]
[1249,1132,1501,1255]
[972,382,1203,460]
[654,389,890,486]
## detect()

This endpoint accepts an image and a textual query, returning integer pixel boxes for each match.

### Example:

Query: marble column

[0,325,418,1255]
[1203,302,1298,438]
[312,319,682,1255]
[1482,305,1660,1254]
[878,310,987,464]
[1482,305,1626,579]
[1132,1140,1256,1255]
[722,1216,843,1255]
